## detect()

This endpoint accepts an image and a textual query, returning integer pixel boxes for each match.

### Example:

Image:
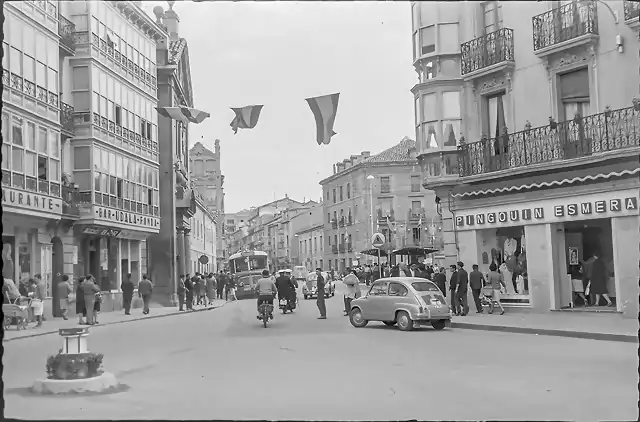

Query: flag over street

[230,105,264,134]
[156,106,211,124]
[306,93,340,145]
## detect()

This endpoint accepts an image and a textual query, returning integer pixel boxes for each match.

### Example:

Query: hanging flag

[306,93,339,145]
[156,106,210,124]
[418,215,423,228]
[230,105,263,134]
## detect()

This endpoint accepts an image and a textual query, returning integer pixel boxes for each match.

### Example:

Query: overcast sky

[147,1,416,213]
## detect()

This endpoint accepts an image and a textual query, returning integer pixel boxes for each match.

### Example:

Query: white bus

[228,250,269,299]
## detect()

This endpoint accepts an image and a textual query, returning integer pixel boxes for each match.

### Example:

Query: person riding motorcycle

[275,270,296,307]
[255,269,278,319]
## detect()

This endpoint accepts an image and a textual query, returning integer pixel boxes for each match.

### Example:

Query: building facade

[320,137,439,273]
[189,140,224,267]
[188,196,217,275]
[2,1,81,318]
[412,1,640,318]
[291,203,325,271]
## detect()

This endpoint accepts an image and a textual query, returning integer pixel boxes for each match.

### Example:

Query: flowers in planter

[45,351,104,380]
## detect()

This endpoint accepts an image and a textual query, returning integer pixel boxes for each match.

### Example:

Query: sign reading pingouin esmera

[455,192,638,229]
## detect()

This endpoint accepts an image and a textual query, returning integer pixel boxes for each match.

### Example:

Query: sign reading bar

[455,190,639,230]
[2,187,62,216]
[94,206,160,230]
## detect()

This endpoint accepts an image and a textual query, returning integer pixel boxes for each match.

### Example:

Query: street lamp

[367,175,375,240]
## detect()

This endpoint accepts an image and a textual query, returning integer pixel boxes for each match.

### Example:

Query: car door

[386,282,410,321]
[361,280,389,320]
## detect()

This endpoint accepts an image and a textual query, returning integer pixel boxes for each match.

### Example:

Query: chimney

[343,158,351,169]
[214,139,220,156]
[361,151,371,159]
[162,1,180,41]
[350,155,359,165]
[332,164,337,174]
[336,162,345,172]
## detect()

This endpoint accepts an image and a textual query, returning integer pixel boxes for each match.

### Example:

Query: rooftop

[366,136,416,163]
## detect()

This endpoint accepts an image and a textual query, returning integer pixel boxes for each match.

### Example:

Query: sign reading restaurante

[2,187,62,215]
[455,193,638,229]
[93,206,160,230]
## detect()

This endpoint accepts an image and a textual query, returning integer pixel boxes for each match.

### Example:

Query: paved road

[4,292,638,421]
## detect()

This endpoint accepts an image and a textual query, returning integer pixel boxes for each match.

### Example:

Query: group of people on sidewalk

[176,272,234,312]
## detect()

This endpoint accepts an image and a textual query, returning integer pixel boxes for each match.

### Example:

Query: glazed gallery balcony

[532,0,598,53]
[461,28,514,77]
[58,13,76,55]
[458,105,639,177]
[624,0,640,28]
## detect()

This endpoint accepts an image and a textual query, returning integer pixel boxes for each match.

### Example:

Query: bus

[228,250,269,299]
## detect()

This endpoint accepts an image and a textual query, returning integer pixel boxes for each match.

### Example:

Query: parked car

[303,272,335,299]
[349,277,451,331]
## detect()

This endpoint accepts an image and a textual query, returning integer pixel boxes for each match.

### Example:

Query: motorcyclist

[275,270,295,308]
[255,269,278,319]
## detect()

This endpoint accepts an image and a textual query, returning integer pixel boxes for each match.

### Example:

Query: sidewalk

[356,283,638,342]
[2,299,227,343]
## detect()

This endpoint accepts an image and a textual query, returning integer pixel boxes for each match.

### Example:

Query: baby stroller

[480,286,495,307]
[2,294,31,330]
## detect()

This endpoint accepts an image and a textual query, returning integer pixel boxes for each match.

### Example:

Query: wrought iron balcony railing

[60,102,74,134]
[458,105,639,177]
[461,28,514,76]
[58,14,76,52]
[624,0,640,22]
[377,208,395,221]
[339,217,345,227]
[61,185,80,217]
[331,219,338,229]
[532,0,598,51]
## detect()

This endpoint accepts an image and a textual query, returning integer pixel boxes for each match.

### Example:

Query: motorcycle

[279,295,296,314]
[258,302,274,328]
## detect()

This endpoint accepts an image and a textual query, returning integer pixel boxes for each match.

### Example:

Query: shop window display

[477,226,529,304]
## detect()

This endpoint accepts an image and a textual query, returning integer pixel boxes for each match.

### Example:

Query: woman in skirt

[76,277,87,324]
[93,291,102,324]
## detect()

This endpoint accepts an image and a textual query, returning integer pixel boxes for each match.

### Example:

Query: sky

[146,1,417,213]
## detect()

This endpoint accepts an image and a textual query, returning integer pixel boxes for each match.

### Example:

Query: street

[3,293,638,422]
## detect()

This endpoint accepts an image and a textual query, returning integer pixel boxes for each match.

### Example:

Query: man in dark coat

[216,271,226,300]
[469,264,486,313]
[184,274,194,311]
[121,273,135,315]
[275,270,294,304]
[315,268,327,319]
[434,267,447,297]
[455,261,469,316]
[449,264,459,314]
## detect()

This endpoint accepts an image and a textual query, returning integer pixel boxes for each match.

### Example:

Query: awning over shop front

[390,247,439,256]
[360,249,388,257]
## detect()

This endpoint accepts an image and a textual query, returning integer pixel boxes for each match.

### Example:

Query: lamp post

[367,175,375,243]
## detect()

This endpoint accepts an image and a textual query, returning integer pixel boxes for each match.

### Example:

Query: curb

[3,302,227,343]
[451,322,638,343]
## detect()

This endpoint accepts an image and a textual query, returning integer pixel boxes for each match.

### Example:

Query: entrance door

[41,243,53,301]
[51,237,64,317]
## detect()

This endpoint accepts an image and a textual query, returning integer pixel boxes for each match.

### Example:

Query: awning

[360,249,388,257]
[391,247,439,256]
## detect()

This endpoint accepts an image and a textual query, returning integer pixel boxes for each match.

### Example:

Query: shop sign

[93,206,160,230]
[2,187,62,216]
[455,191,639,229]
[82,226,122,237]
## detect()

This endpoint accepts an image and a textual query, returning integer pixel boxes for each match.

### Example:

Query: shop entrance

[563,218,616,310]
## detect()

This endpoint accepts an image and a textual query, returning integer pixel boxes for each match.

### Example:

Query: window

[439,23,459,52]
[411,175,421,192]
[25,152,37,177]
[347,183,351,199]
[389,282,408,297]
[339,186,343,201]
[411,201,422,216]
[380,176,390,194]
[38,128,48,154]
[420,26,435,55]
[485,91,507,153]
[1,144,9,169]
[558,68,590,122]
[369,280,389,296]
[419,3,434,27]
[49,131,59,158]
[115,105,122,125]
[332,189,336,203]
[442,91,461,147]
[10,47,21,74]
[422,93,437,122]
[12,147,23,172]
[26,122,36,150]
[412,227,421,243]
[483,1,503,34]
[72,66,90,90]
[37,156,48,180]
[327,213,331,223]
[23,55,35,82]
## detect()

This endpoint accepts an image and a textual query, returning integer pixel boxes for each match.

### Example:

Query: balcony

[175,186,196,217]
[408,208,426,222]
[331,245,339,254]
[331,219,338,229]
[339,216,345,227]
[461,28,515,80]
[347,215,353,226]
[377,208,395,222]
[532,0,598,57]
[60,102,74,136]
[58,14,76,55]
[458,105,639,177]
[624,0,640,30]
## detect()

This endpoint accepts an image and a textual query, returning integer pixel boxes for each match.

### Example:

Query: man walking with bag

[455,261,470,316]
[138,274,153,315]
[121,273,135,315]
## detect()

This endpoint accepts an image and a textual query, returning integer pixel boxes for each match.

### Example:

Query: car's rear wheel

[431,320,446,331]
[383,321,396,326]
[304,295,308,300]
[349,308,368,328]
[396,311,413,331]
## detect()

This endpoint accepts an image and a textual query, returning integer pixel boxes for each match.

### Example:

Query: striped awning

[156,106,210,124]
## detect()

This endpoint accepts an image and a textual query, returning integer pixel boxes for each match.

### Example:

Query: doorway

[51,237,64,317]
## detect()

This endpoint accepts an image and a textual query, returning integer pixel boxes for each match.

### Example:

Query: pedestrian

[184,274,194,310]
[177,274,186,311]
[469,264,486,314]
[93,290,102,324]
[487,263,506,315]
[34,274,47,322]
[81,275,100,325]
[138,274,153,315]
[315,268,327,319]
[197,275,207,306]
[216,271,226,299]
[364,265,371,286]
[121,273,134,315]
[206,273,216,306]
[29,276,46,327]
[225,274,236,301]
[76,277,87,324]
[589,253,613,307]
[57,275,73,320]
[448,264,459,315]
[342,270,360,316]
[455,261,470,316]
[434,267,447,297]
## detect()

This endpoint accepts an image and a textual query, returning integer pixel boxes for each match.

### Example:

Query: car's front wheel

[431,320,446,331]
[396,311,413,331]
[349,308,368,328]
